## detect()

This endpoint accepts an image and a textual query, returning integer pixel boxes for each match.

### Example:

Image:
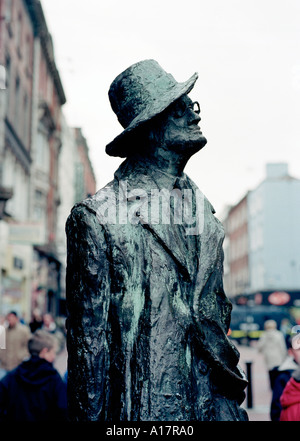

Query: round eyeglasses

[171,100,200,119]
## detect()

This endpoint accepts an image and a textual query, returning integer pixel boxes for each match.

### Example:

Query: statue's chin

[195,135,208,151]
[168,136,207,157]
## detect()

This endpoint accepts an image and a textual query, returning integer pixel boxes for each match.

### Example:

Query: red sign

[268,291,291,306]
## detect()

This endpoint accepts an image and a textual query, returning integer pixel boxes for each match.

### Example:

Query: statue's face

[159,94,207,156]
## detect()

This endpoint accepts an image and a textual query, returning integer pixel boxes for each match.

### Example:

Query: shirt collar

[114,158,188,194]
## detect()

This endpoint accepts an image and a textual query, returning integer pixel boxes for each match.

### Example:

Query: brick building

[28,0,66,316]
[223,194,249,298]
[0,0,36,318]
[0,0,96,320]
[0,0,66,319]
[223,163,300,309]
[0,0,34,221]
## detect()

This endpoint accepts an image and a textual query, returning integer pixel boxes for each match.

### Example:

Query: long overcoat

[66,159,248,421]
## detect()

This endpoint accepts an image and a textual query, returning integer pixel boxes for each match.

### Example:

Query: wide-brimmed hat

[106,59,198,157]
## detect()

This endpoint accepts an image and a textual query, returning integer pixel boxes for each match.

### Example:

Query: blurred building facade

[73,127,96,203]
[0,0,96,320]
[224,163,300,306]
[223,194,249,297]
[56,121,96,314]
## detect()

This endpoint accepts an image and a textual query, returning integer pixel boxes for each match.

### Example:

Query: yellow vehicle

[229,305,295,345]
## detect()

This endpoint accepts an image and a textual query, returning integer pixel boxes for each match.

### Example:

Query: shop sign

[268,291,291,306]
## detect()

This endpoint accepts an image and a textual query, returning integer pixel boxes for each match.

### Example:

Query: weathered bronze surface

[66,60,248,421]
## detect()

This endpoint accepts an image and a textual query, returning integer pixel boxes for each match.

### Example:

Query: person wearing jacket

[0,311,31,377]
[0,329,67,421]
[270,339,300,421]
[280,367,300,421]
[257,319,287,389]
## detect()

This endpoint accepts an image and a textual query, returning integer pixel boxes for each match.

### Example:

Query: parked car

[229,304,295,344]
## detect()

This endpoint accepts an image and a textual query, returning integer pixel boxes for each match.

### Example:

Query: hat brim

[106,72,198,157]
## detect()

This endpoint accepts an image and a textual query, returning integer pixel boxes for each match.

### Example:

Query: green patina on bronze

[66,60,248,421]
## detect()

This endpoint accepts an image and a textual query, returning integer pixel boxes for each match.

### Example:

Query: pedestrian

[280,317,292,346]
[270,337,300,421]
[257,319,287,389]
[29,308,43,333]
[42,313,65,352]
[42,313,57,333]
[280,367,300,421]
[0,311,31,379]
[0,329,67,421]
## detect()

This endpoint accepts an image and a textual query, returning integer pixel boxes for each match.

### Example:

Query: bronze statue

[66,59,248,421]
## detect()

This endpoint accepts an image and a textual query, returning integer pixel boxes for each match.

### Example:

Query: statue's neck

[130,147,190,177]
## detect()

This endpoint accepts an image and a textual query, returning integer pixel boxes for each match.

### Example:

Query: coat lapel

[85,164,223,291]
[114,168,195,281]
[142,221,192,281]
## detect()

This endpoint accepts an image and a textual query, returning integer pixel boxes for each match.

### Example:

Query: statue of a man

[66,59,248,421]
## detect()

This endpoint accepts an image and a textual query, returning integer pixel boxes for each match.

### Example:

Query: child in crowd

[0,329,67,421]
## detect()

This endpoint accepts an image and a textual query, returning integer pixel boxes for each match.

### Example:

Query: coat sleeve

[66,204,111,421]
[271,372,291,421]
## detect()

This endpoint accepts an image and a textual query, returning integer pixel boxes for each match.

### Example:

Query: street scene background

[52,339,276,421]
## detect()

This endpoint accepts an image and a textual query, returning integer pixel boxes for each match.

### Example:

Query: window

[5,0,12,22]
[14,76,20,128]
[25,35,32,74]
[36,129,49,172]
[16,13,22,54]
[33,190,45,221]
[13,257,23,270]
[5,56,10,113]
[23,93,29,149]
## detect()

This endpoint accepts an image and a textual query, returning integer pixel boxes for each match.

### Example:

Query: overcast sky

[41,0,300,214]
